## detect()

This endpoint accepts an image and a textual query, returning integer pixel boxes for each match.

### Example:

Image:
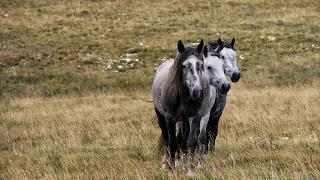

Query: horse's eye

[207,66,212,70]
[182,65,186,68]
[221,55,225,59]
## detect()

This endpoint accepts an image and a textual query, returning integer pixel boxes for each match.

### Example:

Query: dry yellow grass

[1,0,320,179]
[1,85,319,179]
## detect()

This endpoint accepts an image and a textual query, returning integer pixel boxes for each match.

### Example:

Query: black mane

[170,46,203,96]
[208,39,235,52]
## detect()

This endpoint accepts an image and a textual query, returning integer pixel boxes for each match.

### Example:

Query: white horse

[206,37,241,152]
[175,39,230,176]
[154,39,230,176]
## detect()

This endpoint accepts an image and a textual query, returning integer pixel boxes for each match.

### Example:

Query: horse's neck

[211,91,227,116]
[216,91,227,100]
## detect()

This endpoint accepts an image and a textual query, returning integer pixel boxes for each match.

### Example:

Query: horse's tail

[151,115,157,124]
[156,134,165,153]
[154,107,165,154]
[141,99,154,103]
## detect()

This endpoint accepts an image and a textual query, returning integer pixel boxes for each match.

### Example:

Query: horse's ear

[203,45,208,57]
[217,38,223,52]
[231,37,235,46]
[197,39,204,53]
[178,40,185,53]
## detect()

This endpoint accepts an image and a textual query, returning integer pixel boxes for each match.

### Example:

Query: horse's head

[203,45,230,94]
[173,40,204,99]
[209,37,241,82]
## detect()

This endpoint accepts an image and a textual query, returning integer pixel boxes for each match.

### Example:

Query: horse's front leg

[175,121,183,167]
[207,113,222,153]
[181,120,190,169]
[187,117,200,176]
[165,115,177,169]
[198,113,210,168]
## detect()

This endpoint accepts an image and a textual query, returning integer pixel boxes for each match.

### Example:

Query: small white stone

[117,65,124,69]
[281,137,289,141]
[120,57,131,62]
[139,42,144,46]
[4,14,9,17]
[125,53,137,57]
[267,36,276,41]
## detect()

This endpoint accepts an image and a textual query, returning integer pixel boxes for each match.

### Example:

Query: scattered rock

[267,36,276,41]
[120,57,131,62]
[125,53,137,57]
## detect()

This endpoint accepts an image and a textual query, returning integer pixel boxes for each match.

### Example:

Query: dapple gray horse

[175,39,230,171]
[153,39,231,176]
[206,37,241,152]
[153,40,219,176]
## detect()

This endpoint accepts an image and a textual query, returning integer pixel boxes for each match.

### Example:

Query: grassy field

[0,0,320,179]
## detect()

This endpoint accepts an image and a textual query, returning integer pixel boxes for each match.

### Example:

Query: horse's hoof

[209,145,215,153]
[162,163,169,170]
[175,160,181,167]
[197,163,202,169]
[187,170,196,177]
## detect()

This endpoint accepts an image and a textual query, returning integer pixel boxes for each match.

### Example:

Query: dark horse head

[171,40,204,100]
[209,37,240,82]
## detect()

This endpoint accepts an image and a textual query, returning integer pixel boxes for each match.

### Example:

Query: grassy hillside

[0,0,319,179]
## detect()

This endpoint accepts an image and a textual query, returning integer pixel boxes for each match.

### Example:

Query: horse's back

[152,59,174,115]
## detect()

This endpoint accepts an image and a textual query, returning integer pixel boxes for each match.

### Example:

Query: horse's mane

[170,46,203,95]
[208,39,235,52]
[208,39,222,52]
[208,51,220,58]
[223,39,235,50]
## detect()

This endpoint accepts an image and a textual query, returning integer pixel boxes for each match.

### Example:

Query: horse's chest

[180,101,202,117]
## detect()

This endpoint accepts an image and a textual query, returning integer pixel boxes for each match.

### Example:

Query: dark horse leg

[206,112,222,153]
[176,119,190,168]
[187,117,200,176]
[165,115,177,169]
[175,121,183,165]
[155,108,170,169]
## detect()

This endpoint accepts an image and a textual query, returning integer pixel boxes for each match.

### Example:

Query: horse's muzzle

[231,72,240,82]
[220,83,231,94]
[192,88,203,99]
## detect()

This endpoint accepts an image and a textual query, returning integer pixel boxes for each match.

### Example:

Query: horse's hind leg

[155,108,170,169]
